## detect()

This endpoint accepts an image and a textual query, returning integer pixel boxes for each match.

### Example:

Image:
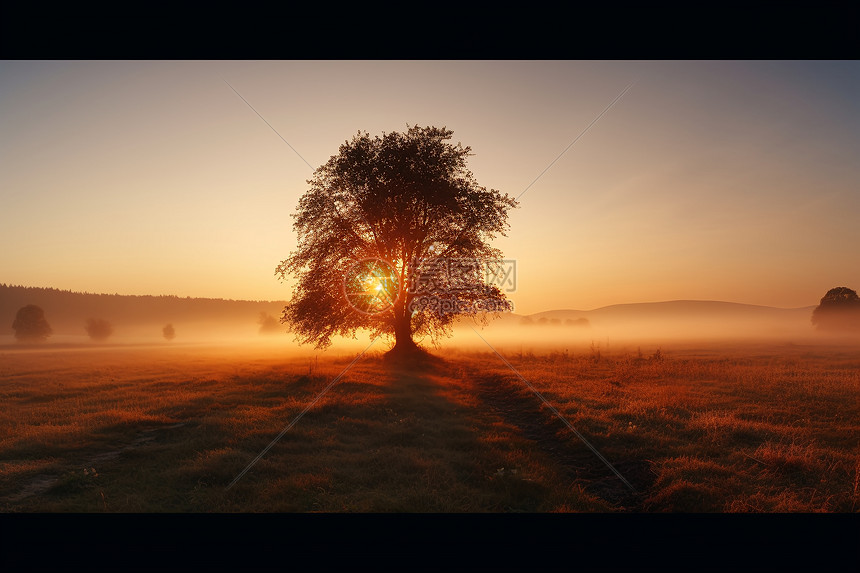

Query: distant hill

[0,284,288,338]
[530,300,814,321]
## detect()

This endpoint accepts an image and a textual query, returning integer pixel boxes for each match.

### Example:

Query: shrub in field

[11,304,52,342]
[163,323,176,340]
[85,318,113,341]
[258,312,281,335]
[811,287,860,331]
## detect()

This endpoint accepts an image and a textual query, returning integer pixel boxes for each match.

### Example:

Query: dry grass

[0,340,857,512]
[472,343,859,512]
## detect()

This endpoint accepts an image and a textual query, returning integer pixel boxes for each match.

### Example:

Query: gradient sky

[2,60,858,314]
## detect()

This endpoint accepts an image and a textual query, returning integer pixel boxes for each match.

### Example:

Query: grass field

[1,339,857,513]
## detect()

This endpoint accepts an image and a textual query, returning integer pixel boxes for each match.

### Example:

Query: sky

[1,60,858,315]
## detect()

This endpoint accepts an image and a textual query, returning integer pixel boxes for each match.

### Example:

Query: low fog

[3,284,858,359]
[441,301,858,356]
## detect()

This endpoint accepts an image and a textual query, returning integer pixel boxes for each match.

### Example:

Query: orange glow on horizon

[1,61,858,314]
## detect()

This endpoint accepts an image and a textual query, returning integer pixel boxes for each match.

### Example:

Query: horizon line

[2,284,821,314]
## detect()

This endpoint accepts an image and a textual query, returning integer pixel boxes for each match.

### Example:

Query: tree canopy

[12,304,53,342]
[163,323,176,340]
[811,286,860,331]
[85,318,114,341]
[276,125,517,354]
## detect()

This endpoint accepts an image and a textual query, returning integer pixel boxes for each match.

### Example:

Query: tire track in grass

[2,422,186,504]
[468,372,656,510]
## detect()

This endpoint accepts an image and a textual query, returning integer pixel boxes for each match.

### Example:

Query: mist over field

[448,300,829,351]
[2,309,857,514]
[5,284,853,354]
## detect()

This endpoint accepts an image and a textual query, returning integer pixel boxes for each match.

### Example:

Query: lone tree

[85,318,114,342]
[258,312,281,334]
[811,287,860,331]
[12,304,53,343]
[162,323,176,341]
[276,125,517,356]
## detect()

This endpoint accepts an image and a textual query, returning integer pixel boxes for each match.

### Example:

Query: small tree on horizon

[258,312,281,334]
[276,125,517,356]
[12,304,53,343]
[85,318,114,342]
[811,287,860,331]
[163,323,176,341]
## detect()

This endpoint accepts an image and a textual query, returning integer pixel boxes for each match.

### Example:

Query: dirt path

[465,370,656,511]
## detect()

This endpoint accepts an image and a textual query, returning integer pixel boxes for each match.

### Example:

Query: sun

[342,258,401,315]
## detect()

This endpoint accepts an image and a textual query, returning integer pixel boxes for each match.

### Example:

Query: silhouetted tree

[258,312,281,334]
[12,304,52,342]
[811,287,860,331]
[163,323,176,340]
[85,318,114,341]
[276,126,517,356]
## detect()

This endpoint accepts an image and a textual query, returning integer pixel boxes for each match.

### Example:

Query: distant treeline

[1,284,288,336]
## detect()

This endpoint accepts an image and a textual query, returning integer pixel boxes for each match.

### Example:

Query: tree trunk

[391,308,419,354]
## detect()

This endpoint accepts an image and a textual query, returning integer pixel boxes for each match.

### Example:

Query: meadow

[0,339,857,513]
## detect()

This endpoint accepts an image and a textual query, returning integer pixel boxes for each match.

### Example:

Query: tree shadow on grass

[469,373,657,511]
[4,354,613,512]
[219,357,591,512]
